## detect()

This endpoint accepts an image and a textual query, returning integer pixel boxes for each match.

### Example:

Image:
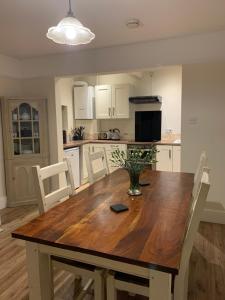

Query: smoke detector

[126,19,141,29]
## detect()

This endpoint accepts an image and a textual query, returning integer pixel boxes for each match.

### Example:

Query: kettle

[111,128,120,140]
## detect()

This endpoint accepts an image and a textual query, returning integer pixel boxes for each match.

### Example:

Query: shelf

[13,137,40,140]
[12,120,39,122]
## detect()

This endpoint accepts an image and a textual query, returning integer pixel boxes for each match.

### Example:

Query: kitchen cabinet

[95,85,112,119]
[81,143,91,184]
[172,146,181,172]
[95,84,131,119]
[92,143,127,173]
[156,145,181,172]
[156,145,173,172]
[1,98,49,207]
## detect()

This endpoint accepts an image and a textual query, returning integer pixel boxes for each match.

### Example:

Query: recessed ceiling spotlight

[126,19,141,29]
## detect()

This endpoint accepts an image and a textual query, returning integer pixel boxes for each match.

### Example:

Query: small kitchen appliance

[98,131,112,140]
[111,128,120,140]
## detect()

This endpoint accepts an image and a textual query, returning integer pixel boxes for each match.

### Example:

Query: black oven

[135,111,161,142]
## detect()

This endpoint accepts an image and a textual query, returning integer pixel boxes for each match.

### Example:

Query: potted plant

[111,146,158,196]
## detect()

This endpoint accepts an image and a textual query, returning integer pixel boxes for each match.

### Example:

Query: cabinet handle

[113,107,115,116]
[108,107,111,117]
[169,149,172,159]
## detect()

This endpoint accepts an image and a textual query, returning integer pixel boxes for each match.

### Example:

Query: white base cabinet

[172,146,181,172]
[156,145,181,172]
[81,143,127,183]
[92,143,127,173]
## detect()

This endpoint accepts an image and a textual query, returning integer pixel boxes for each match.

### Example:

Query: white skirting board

[0,196,7,209]
[202,208,225,225]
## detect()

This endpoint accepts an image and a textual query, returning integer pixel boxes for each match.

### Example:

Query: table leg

[26,241,53,300]
[149,269,172,300]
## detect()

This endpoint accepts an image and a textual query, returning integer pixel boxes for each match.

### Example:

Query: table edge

[12,232,179,275]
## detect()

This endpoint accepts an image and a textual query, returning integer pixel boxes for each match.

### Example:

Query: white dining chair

[32,159,105,300]
[106,170,210,300]
[85,149,109,184]
[192,151,208,199]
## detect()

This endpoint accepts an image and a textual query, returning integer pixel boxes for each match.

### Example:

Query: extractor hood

[129,96,162,104]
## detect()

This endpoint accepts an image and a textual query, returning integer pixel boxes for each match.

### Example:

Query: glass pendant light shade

[46,0,95,45]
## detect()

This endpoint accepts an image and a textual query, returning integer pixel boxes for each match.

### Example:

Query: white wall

[20,30,225,78]
[182,62,225,223]
[0,77,22,209]
[55,77,74,134]
[0,54,22,78]
[100,66,182,139]
[21,77,63,164]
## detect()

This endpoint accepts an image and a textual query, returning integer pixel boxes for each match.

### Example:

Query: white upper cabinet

[95,85,112,119]
[74,86,94,119]
[112,84,130,119]
[95,84,131,119]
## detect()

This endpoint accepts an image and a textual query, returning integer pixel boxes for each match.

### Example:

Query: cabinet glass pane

[19,103,31,120]
[33,121,39,138]
[14,140,20,155]
[34,139,40,154]
[32,108,39,121]
[12,122,19,138]
[21,139,33,154]
[20,122,32,137]
[12,108,18,121]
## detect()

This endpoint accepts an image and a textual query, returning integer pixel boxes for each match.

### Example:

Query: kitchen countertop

[63,137,181,149]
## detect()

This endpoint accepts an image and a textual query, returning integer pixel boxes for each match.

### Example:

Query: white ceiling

[1,0,225,58]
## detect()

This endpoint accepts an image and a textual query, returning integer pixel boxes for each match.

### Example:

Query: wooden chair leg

[73,276,82,299]
[174,266,189,300]
[94,269,105,300]
[106,271,117,300]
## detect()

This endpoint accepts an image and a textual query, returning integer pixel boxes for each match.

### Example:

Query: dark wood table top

[12,169,193,275]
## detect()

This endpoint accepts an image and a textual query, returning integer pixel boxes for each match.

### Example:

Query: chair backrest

[85,149,109,184]
[192,151,207,198]
[32,158,75,214]
[180,169,210,272]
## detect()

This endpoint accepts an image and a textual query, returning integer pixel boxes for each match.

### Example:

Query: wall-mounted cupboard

[95,84,132,119]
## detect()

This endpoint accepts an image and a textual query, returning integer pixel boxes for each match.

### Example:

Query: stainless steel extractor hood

[129,96,162,104]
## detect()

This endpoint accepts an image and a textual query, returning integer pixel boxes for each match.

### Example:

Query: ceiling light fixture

[46,0,95,46]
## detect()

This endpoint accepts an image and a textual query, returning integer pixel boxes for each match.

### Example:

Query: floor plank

[0,205,225,299]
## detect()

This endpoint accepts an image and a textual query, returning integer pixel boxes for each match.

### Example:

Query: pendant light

[46,0,95,45]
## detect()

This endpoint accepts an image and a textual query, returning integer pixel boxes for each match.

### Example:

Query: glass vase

[127,168,142,196]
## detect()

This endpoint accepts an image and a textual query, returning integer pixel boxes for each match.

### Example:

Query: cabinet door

[6,158,48,207]
[2,98,48,159]
[156,145,173,171]
[112,85,130,119]
[81,144,90,184]
[95,85,112,119]
[74,86,94,120]
[173,146,181,172]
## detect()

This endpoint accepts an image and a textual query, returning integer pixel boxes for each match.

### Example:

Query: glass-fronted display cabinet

[11,103,41,156]
[1,98,49,207]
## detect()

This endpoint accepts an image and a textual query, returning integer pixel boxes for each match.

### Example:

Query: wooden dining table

[12,168,194,300]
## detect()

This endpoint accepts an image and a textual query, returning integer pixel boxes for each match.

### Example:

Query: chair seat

[52,255,97,272]
[115,271,149,287]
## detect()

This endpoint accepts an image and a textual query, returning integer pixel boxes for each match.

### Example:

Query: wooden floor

[0,206,225,300]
